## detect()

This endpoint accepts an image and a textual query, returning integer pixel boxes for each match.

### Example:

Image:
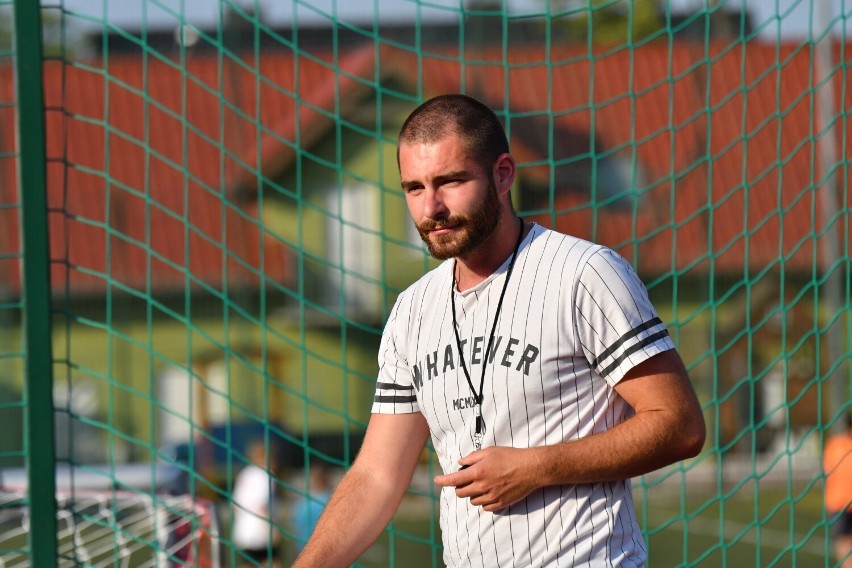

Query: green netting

[3,1,852,566]
[0,0,24,472]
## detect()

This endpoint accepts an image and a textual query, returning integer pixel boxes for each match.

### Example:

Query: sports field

[363,462,829,568]
[0,483,830,567]
[336,486,827,568]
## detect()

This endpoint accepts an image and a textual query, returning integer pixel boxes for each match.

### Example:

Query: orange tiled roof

[0,45,377,296]
[401,41,849,274]
[1,40,847,297]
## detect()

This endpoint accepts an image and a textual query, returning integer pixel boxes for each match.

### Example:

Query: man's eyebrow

[400,170,470,190]
[434,170,469,183]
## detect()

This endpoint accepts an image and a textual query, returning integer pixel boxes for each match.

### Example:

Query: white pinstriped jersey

[372,223,674,567]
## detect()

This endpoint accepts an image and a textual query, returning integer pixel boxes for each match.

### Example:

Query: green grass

[641,483,828,568]
[1,477,831,567]
[329,484,830,568]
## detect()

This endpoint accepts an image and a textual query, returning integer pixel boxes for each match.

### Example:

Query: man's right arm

[292,412,430,567]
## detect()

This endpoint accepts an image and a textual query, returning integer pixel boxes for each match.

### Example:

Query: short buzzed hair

[397,94,509,169]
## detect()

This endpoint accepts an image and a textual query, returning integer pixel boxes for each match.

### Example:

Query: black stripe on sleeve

[374,394,417,404]
[374,382,416,404]
[591,317,663,369]
[599,329,670,378]
[376,382,414,391]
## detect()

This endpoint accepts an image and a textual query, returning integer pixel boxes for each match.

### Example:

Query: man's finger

[434,470,472,487]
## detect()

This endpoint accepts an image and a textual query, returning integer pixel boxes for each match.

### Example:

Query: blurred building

[0,8,841,473]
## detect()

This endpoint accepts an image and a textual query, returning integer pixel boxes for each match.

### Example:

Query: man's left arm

[434,349,705,511]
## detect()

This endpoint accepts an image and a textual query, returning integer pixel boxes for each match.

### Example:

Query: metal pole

[13,1,58,566]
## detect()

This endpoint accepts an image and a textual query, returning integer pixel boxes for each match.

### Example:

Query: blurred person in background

[232,439,281,567]
[289,459,332,554]
[824,412,852,568]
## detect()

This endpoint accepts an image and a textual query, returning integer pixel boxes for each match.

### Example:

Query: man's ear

[493,153,516,196]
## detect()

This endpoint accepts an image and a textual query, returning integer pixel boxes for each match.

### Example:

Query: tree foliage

[542,0,666,43]
[0,6,87,58]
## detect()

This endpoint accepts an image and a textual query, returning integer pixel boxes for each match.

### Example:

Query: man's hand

[432,351,705,515]
[433,446,542,512]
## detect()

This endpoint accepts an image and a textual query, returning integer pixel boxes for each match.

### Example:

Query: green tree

[542,0,665,43]
[0,5,11,54]
[0,6,89,58]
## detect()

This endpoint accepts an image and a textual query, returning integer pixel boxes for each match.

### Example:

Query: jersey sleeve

[371,293,420,414]
[574,247,675,386]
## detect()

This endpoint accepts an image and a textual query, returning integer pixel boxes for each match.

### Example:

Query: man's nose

[422,187,448,219]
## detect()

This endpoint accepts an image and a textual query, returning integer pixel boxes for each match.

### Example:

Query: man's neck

[454,216,527,292]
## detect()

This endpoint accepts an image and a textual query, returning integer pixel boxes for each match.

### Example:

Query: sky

[56,0,852,42]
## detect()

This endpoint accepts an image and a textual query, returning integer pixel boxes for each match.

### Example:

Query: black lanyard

[450,217,525,451]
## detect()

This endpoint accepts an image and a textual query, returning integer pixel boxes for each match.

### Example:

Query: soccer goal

[0,490,221,567]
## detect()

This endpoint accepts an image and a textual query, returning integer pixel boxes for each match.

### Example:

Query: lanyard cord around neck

[450,217,525,450]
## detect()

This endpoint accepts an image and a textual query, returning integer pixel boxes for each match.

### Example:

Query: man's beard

[415,182,503,260]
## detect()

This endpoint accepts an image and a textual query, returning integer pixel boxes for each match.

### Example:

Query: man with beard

[293,94,705,567]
